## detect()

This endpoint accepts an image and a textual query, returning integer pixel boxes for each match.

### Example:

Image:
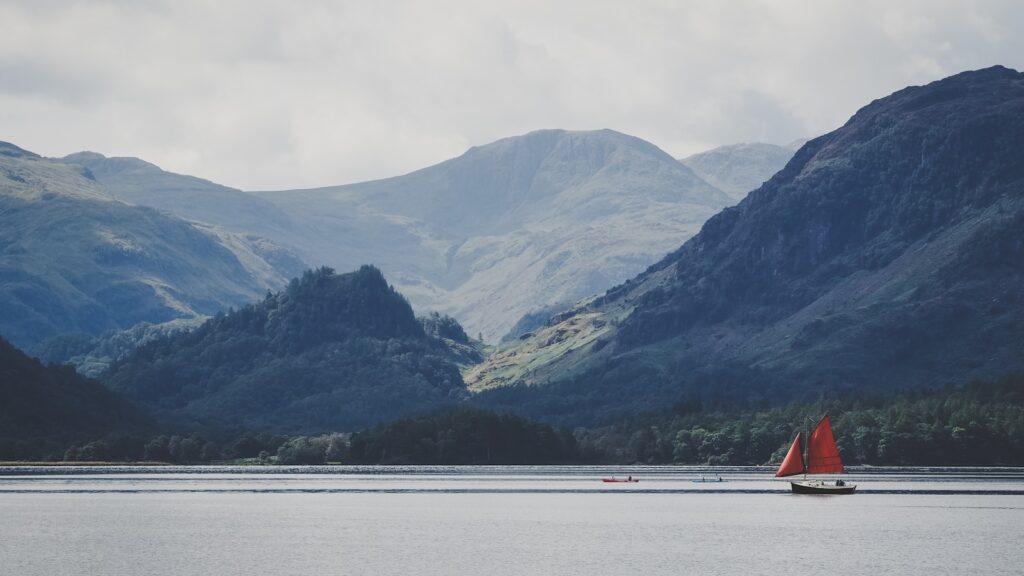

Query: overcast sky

[2,0,1022,190]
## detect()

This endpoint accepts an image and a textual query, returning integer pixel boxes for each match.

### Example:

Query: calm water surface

[1,466,1022,575]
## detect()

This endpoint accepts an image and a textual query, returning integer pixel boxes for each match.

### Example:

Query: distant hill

[469,66,1024,425]
[257,129,731,341]
[102,266,469,433]
[60,151,301,246]
[0,146,305,349]
[0,336,150,458]
[680,142,796,202]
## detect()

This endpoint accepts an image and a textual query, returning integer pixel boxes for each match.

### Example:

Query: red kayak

[602,478,639,483]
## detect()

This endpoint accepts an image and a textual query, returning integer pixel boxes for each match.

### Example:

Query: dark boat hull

[790,480,857,494]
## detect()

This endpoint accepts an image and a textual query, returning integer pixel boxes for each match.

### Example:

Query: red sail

[807,415,844,474]
[775,432,805,477]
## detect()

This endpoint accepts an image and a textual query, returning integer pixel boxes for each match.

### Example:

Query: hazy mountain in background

[257,129,732,341]
[680,142,797,202]
[0,144,305,349]
[469,66,1024,425]
[60,152,301,248]
[103,266,468,433]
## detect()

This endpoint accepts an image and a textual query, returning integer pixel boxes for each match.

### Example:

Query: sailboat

[775,415,856,494]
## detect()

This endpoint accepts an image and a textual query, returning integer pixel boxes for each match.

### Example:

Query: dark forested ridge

[102,266,467,433]
[474,66,1024,425]
[0,336,150,459]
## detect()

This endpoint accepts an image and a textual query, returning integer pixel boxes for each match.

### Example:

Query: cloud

[1,0,1022,189]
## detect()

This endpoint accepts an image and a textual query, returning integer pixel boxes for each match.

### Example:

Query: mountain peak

[944,64,1020,81]
[461,128,684,169]
[62,151,161,174]
[260,127,730,341]
[839,65,1022,133]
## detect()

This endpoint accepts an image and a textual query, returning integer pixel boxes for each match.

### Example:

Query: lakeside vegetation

[5,375,1022,466]
[579,374,1024,466]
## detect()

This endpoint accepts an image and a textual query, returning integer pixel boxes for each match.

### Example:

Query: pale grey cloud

[1,0,1022,189]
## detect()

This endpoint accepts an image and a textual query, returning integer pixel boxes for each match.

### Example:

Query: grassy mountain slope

[0,146,304,349]
[60,151,301,246]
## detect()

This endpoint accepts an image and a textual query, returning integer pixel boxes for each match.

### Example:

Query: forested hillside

[103,266,467,433]
[0,336,150,460]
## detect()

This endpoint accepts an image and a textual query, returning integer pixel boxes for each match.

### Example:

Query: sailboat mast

[803,422,808,480]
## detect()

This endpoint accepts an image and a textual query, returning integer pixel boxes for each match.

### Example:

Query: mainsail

[807,415,843,474]
[774,415,844,477]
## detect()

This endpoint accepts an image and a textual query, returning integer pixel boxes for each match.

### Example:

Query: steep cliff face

[470,66,1024,425]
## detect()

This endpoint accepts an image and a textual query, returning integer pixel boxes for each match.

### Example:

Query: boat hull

[790,480,856,495]
[601,479,638,483]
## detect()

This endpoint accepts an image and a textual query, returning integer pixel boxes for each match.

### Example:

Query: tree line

[6,375,1023,466]
[579,374,1024,466]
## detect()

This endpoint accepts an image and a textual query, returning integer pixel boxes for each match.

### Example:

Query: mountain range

[67,129,739,342]
[5,65,1023,441]
[470,66,1024,425]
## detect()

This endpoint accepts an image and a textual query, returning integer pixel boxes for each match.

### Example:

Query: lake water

[1,466,1022,575]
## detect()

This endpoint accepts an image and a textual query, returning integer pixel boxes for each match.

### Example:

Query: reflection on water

[1,467,1022,576]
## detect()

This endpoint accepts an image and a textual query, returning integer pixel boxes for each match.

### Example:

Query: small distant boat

[692,475,725,483]
[602,476,639,483]
[775,415,856,494]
